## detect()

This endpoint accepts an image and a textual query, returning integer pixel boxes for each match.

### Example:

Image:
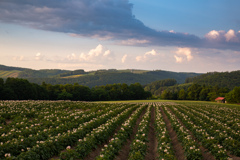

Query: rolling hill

[185,71,240,89]
[1,64,240,89]
[0,64,200,87]
[0,65,27,78]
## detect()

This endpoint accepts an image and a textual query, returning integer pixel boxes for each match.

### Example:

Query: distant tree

[5,78,35,100]
[207,92,218,101]
[187,84,202,100]
[161,90,172,99]
[31,83,49,100]
[72,84,91,101]
[1,87,17,100]
[91,88,110,101]
[57,89,73,100]
[144,79,177,96]
[225,90,235,103]
[0,78,3,87]
[108,84,121,100]
[178,89,186,100]
[120,83,132,100]
[199,88,210,101]
[172,92,178,100]
[0,78,3,100]
[145,91,152,99]
[129,83,146,100]
[233,87,240,103]
[225,86,240,103]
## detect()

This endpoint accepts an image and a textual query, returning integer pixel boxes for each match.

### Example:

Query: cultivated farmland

[0,101,240,160]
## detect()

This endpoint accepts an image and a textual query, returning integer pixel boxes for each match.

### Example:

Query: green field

[1,100,240,160]
[98,99,240,107]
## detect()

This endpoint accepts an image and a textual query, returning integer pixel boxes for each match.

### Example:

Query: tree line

[0,78,151,101]
[145,78,240,104]
[160,83,240,103]
[185,70,240,89]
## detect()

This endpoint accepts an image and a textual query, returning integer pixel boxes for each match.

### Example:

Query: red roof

[215,97,225,101]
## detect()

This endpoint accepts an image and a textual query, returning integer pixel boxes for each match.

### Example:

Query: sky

[0,0,240,73]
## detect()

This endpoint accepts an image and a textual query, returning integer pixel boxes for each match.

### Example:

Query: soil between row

[50,104,240,160]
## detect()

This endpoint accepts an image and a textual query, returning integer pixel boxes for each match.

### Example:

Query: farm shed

[215,97,226,103]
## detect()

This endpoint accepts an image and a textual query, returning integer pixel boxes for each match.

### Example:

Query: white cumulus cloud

[35,52,44,60]
[225,29,238,42]
[205,30,221,40]
[67,53,77,61]
[13,55,24,61]
[79,44,114,62]
[174,55,183,63]
[122,54,128,63]
[205,29,240,42]
[136,49,159,62]
[174,48,193,63]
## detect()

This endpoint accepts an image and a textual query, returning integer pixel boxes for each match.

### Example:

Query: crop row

[1,104,115,143]
[162,105,202,160]
[177,104,240,156]
[128,104,152,160]
[185,104,240,134]
[95,104,147,160]
[170,105,230,159]
[1,104,116,158]
[0,101,136,159]
[59,103,140,159]
[154,103,175,160]
[2,101,240,159]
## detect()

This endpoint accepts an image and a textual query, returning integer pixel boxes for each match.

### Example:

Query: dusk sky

[1,0,240,73]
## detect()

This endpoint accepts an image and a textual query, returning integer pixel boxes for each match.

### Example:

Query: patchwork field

[0,70,21,78]
[1,100,240,160]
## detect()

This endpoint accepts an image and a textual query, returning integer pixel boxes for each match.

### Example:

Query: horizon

[1,0,240,73]
[2,63,232,74]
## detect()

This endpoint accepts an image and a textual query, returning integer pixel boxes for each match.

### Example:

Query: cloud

[67,53,77,61]
[0,1,240,50]
[169,30,176,33]
[120,39,149,45]
[122,54,128,63]
[13,55,24,61]
[79,44,114,62]
[35,52,45,60]
[136,49,160,62]
[11,45,113,64]
[174,48,193,63]
[225,29,238,42]
[13,53,45,61]
[174,55,183,63]
[205,30,221,40]
[205,29,240,43]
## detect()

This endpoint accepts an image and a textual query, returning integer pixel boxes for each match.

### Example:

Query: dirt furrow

[145,106,158,160]
[168,106,240,160]
[114,108,147,160]
[167,107,216,160]
[160,107,186,160]
[84,109,138,160]
[83,125,122,160]
[50,108,136,160]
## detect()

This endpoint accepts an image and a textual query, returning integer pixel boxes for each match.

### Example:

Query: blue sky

[0,0,240,73]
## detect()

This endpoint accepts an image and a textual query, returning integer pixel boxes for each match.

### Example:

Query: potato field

[1,101,240,160]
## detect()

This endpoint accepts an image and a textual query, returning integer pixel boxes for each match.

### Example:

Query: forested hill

[25,70,199,88]
[0,64,200,87]
[0,64,27,71]
[185,70,240,89]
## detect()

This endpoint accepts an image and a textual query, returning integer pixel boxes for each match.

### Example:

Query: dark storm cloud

[0,0,239,50]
